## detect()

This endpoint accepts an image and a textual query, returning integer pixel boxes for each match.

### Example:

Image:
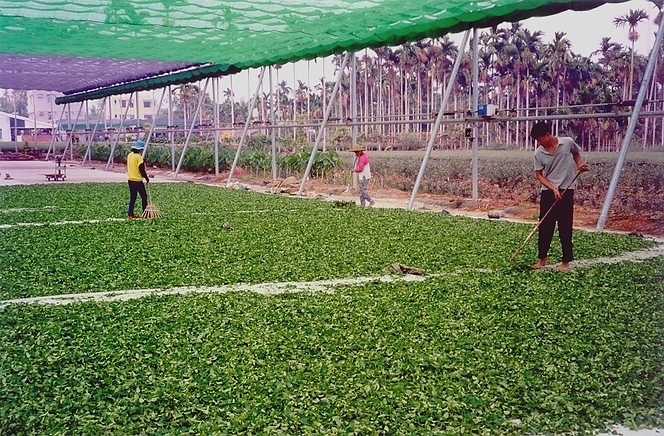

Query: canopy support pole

[213,78,220,177]
[408,30,470,210]
[46,104,67,160]
[62,103,83,162]
[106,93,135,169]
[298,52,350,196]
[227,67,266,185]
[597,20,664,231]
[142,87,166,158]
[168,86,175,171]
[175,78,210,178]
[351,52,358,146]
[269,66,277,181]
[471,28,479,201]
[82,97,107,166]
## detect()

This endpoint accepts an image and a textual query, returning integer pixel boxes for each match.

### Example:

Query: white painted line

[536,243,664,270]
[0,245,661,308]
[0,217,126,229]
[0,274,429,308]
[0,206,57,213]
[191,209,299,215]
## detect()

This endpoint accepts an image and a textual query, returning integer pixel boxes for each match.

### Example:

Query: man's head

[530,122,553,146]
[530,122,551,140]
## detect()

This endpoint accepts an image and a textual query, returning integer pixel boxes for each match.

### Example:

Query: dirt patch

[268,177,664,238]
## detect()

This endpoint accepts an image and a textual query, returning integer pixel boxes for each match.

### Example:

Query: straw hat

[349,144,365,152]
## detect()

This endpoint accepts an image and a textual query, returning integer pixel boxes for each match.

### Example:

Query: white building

[0,110,54,141]
[108,92,158,121]
[27,91,84,125]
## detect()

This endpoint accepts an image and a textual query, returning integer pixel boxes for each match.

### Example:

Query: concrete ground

[0,160,160,186]
[0,159,662,436]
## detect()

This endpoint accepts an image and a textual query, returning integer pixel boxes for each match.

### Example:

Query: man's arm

[571,151,589,172]
[535,169,559,197]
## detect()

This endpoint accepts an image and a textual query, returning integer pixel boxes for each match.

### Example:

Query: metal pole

[227,67,266,185]
[596,20,664,231]
[269,66,277,181]
[213,78,220,176]
[351,52,358,190]
[168,85,174,171]
[82,97,107,165]
[175,78,210,178]
[105,93,134,169]
[62,102,83,162]
[298,52,350,196]
[471,28,479,201]
[351,52,357,145]
[84,100,90,149]
[142,87,166,158]
[46,104,67,160]
[408,30,470,210]
[13,92,17,152]
[32,92,37,147]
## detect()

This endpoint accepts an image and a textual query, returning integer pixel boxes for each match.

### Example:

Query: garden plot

[0,183,663,435]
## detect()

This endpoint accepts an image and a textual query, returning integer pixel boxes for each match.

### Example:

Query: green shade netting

[0,0,628,100]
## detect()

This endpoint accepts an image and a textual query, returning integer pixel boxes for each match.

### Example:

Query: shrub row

[339,151,664,213]
[78,142,342,179]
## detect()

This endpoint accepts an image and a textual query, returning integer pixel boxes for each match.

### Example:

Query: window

[145,114,153,120]
[121,100,127,108]
[143,101,152,108]
[38,111,45,116]
[37,93,44,99]
[128,115,135,120]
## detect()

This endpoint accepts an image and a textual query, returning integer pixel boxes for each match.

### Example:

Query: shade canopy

[0,0,629,102]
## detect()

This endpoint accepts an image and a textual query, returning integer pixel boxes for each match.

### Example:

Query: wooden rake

[142,183,163,219]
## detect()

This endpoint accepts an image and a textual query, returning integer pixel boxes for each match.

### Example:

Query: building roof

[0,111,56,129]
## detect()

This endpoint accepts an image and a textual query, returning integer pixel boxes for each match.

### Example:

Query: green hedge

[78,143,342,179]
[339,151,664,213]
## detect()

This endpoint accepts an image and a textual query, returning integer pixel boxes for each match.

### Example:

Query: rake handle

[509,170,582,263]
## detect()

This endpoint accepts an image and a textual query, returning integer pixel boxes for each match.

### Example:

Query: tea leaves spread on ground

[0,183,662,435]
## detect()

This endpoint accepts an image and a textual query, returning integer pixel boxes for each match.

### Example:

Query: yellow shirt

[127,152,144,182]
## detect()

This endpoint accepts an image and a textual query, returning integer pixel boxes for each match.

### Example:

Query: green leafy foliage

[0,259,663,434]
[0,183,662,434]
[0,183,653,300]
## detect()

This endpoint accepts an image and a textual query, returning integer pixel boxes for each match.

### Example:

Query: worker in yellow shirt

[127,140,150,219]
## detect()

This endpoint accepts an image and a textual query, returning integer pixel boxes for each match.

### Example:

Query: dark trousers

[128,180,147,216]
[538,189,574,263]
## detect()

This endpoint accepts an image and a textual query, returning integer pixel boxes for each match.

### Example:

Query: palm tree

[548,32,573,134]
[613,9,649,97]
[173,83,200,130]
[223,87,235,127]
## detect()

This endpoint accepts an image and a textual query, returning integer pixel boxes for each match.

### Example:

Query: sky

[217,0,660,103]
